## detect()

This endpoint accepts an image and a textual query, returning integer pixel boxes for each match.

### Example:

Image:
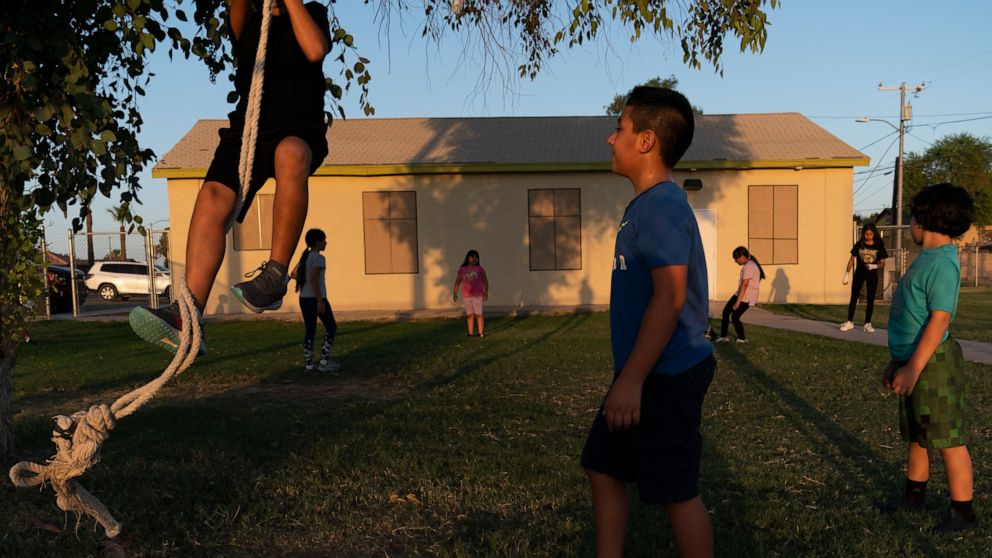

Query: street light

[856,115,906,277]
[148,218,170,230]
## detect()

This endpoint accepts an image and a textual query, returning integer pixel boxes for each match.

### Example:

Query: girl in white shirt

[714,246,765,344]
[294,228,339,371]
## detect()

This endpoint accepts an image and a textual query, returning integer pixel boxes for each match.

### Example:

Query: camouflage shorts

[899,338,967,449]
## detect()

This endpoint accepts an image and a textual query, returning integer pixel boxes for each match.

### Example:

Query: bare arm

[482,269,489,301]
[845,255,856,273]
[603,265,687,431]
[452,274,461,301]
[283,0,329,63]
[890,310,951,396]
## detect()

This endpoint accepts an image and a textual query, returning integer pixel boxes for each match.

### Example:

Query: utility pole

[877,81,925,275]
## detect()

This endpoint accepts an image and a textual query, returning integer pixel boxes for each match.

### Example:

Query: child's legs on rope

[187,181,237,308]
[271,136,312,268]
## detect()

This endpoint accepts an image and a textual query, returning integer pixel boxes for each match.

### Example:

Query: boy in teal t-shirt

[879,183,976,532]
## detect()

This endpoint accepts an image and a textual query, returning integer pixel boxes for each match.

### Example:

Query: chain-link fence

[42,229,173,318]
[856,224,992,299]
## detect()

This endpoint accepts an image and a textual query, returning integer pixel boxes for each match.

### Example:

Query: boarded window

[234,193,274,251]
[363,191,419,274]
[529,189,582,270]
[748,185,798,265]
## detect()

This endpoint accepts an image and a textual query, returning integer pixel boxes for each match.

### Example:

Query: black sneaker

[874,497,926,515]
[230,261,288,313]
[934,508,979,533]
[129,302,206,355]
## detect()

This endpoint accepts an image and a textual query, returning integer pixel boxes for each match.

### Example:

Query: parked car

[85,261,171,301]
[47,265,88,313]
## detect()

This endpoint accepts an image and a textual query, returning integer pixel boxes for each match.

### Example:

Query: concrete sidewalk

[712,302,992,366]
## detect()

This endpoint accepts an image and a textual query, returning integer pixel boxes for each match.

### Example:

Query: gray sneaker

[231,261,288,313]
[129,302,206,355]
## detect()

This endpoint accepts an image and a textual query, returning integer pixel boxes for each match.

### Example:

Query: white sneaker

[318,359,341,372]
[715,337,730,343]
[736,338,748,344]
[839,321,854,332]
[305,362,315,371]
[863,323,875,333]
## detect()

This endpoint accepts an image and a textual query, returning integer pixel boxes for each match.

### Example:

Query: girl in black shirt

[840,224,888,333]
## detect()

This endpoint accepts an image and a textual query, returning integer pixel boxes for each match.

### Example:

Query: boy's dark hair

[624,86,695,168]
[909,183,974,238]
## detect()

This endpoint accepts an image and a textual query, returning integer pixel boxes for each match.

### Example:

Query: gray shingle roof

[153,113,867,176]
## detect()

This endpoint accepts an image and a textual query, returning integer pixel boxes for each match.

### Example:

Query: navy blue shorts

[205,122,328,223]
[581,355,716,504]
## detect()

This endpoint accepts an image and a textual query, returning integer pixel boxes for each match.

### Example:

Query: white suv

[85,261,171,301]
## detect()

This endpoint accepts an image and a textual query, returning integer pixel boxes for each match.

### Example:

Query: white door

[693,209,717,300]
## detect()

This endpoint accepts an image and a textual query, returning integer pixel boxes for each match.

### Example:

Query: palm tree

[106,204,129,261]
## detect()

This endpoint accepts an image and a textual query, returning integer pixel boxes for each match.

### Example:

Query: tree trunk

[119,226,127,261]
[0,339,14,460]
[86,211,95,267]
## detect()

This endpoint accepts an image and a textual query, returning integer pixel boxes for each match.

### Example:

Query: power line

[858,130,898,151]
[853,135,899,197]
[855,165,895,175]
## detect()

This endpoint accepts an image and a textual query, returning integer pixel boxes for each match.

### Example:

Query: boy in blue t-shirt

[581,86,716,557]
[879,183,976,532]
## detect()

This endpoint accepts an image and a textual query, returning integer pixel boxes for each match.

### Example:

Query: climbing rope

[8,0,274,538]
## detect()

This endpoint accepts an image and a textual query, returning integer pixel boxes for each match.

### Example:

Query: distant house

[153,113,868,316]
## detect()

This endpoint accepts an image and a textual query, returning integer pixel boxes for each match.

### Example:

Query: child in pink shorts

[452,249,489,337]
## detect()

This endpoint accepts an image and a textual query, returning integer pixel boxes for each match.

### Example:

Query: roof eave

[151,156,870,179]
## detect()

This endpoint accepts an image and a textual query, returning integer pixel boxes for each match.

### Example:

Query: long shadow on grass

[412,313,594,394]
[714,344,942,557]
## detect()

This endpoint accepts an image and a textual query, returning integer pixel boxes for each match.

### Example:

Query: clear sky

[43,0,992,254]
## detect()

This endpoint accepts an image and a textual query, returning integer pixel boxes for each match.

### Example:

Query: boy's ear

[637,129,658,154]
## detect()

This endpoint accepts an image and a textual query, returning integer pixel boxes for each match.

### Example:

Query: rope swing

[8,0,275,538]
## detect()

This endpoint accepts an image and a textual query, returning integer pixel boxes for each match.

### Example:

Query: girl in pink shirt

[452,249,489,337]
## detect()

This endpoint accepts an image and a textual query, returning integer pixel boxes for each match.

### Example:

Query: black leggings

[720,295,751,339]
[300,297,337,364]
[847,268,879,323]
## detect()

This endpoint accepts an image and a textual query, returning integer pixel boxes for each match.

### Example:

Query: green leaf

[13,145,32,161]
[104,19,118,31]
[100,130,118,142]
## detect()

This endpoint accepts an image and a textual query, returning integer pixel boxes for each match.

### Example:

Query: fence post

[68,229,79,318]
[976,245,980,288]
[41,236,51,319]
[146,231,158,310]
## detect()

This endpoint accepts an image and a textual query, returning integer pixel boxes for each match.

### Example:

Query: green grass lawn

[761,287,992,344]
[3,315,992,557]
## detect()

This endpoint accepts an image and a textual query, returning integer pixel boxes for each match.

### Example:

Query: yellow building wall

[678,167,854,305]
[166,166,855,315]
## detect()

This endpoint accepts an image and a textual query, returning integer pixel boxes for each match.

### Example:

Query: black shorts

[204,122,328,223]
[581,355,716,504]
